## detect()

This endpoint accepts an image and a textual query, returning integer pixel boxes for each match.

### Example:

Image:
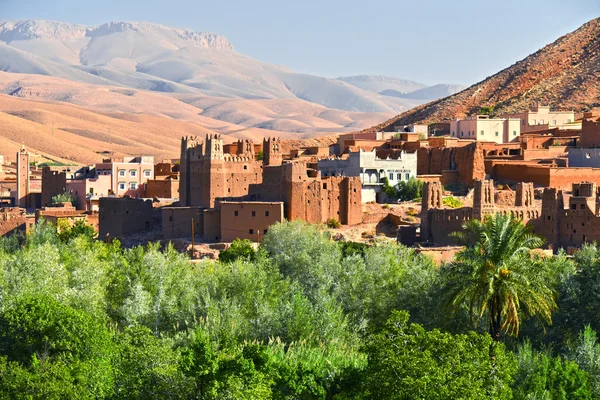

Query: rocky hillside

[361,17,600,132]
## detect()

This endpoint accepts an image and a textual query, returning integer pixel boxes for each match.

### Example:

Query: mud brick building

[171,134,362,242]
[99,197,152,239]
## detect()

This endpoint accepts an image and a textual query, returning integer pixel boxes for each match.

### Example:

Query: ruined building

[416,179,600,251]
[419,180,539,246]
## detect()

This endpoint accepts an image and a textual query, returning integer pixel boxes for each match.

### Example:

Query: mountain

[361,17,600,132]
[0,20,429,113]
[384,84,465,100]
[337,75,427,95]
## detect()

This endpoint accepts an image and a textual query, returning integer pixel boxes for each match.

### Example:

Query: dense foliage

[0,216,597,398]
[396,177,424,201]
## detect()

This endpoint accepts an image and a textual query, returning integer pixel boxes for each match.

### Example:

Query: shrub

[326,218,342,229]
[382,177,397,201]
[396,178,423,201]
[50,191,72,205]
[407,207,418,216]
[443,196,463,208]
[219,238,256,263]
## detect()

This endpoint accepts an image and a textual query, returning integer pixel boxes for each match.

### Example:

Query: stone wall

[220,202,284,242]
[99,197,152,239]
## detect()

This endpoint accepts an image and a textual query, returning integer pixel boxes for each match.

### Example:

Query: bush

[326,218,342,229]
[396,178,423,201]
[382,177,397,201]
[219,238,256,263]
[443,196,463,208]
[50,191,72,205]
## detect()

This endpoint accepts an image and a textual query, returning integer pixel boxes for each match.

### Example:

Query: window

[130,170,137,177]
[118,182,126,190]
[264,229,268,235]
[249,229,254,235]
[265,211,269,217]
[461,131,463,136]
[252,211,256,217]
[129,182,137,190]
[451,131,455,136]
[234,210,238,216]
[322,183,327,190]
[144,170,151,177]
[513,131,517,136]
[495,131,499,137]
[480,130,484,136]
[397,173,402,180]
[118,170,126,177]
[567,119,572,123]
[522,120,525,125]
[540,120,544,125]
[405,173,410,180]
[532,119,536,125]
[553,120,557,125]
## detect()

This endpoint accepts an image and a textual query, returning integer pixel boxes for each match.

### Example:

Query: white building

[318,150,418,203]
[450,115,521,144]
[500,106,578,133]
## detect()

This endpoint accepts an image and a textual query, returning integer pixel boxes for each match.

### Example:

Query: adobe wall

[417,142,485,186]
[99,198,152,239]
[162,207,204,239]
[0,207,27,237]
[579,120,600,148]
[203,209,221,242]
[146,179,179,199]
[220,202,284,242]
[41,167,67,207]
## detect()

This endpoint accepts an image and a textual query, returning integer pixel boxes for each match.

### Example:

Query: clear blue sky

[0,0,598,85]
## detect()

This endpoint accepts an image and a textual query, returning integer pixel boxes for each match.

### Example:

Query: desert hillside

[361,17,600,132]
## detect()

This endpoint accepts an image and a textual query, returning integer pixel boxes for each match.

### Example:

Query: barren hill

[361,17,600,132]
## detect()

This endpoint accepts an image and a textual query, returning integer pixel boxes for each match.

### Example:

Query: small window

[581,204,585,209]
[532,119,537,125]
[265,211,269,217]
[522,120,525,125]
[480,130,484,135]
[405,173,410,180]
[553,120,557,125]
[249,229,254,235]
[495,131,499,137]
[169,216,173,222]
[513,131,517,136]
[397,173,402,180]
[234,210,238,216]
[243,165,248,170]
[461,131,463,136]
[567,119,572,123]
[571,204,577,210]
[451,131,455,136]
[144,170,151,177]
[118,170,126,177]
[118,182,126,190]
[540,120,544,125]
[323,183,327,190]
[264,229,268,234]
[252,211,256,217]
[586,153,591,159]
[129,182,137,190]
[130,170,137,177]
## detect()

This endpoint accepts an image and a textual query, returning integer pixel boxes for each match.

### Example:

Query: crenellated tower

[420,181,443,242]
[515,182,535,207]
[263,137,282,166]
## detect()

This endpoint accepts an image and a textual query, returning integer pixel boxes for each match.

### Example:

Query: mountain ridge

[360,17,600,133]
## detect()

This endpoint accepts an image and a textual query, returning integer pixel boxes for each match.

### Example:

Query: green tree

[219,238,256,263]
[381,177,397,201]
[513,340,592,400]
[565,326,600,398]
[0,295,116,398]
[57,219,98,242]
[396,177,424,201]
[446,213,556,340]
[362,310,515,399]
[114,326,191,399]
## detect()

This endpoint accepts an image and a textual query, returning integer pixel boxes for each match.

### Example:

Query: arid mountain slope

[361,17,600,132]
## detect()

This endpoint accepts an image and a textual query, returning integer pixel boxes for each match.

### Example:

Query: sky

[0,0,598,86]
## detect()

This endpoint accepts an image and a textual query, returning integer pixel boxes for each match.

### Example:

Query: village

[0,105,599,261]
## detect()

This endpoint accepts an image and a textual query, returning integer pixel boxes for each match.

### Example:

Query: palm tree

[446,213,556,341]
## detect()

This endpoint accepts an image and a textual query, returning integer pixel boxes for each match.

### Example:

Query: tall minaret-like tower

[16,146,30,208]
